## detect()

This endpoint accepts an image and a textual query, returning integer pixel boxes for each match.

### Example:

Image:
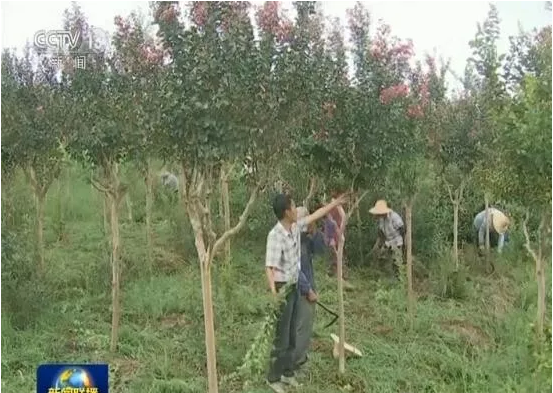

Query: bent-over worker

[369,200,405,277]
[473,206,510,253]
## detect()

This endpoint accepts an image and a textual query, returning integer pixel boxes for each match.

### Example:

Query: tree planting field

[2,164,551,393]
[1,2,551,393]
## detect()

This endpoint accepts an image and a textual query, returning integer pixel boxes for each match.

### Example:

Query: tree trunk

[201,257,218,393]
[536,248,545,336]
[105,162,124,353]
[55,177,65,241]
[405,199,415,318]
[537,215,547,336]
[35,190,46,273]
[145,162,154,273]
[484,195,490,253]
[27,166,47,273]
[453,199,459,269]
[221,167,231,264]
[218,186,224,220]
[125,193,133,222]
[303,176,317,209]
[523,212,547,336]
[336,225,346,374]
[181,163,258,393]
[356,200,363,264]
[447,181,465,270]
[189,207,219,393]
[108,189,122,352]
[103,194,110,236]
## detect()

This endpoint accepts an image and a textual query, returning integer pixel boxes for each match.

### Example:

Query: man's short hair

[273,193,293,220]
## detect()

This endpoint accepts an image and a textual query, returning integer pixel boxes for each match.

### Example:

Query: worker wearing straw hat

[473,206,510,253]
[368,200,405,277]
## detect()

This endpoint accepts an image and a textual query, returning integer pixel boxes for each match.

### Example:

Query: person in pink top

[325,187,349,281]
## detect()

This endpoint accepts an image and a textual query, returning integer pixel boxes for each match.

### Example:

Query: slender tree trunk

[103,195,110,236]
[27,167,47,273]
[405,199,415,318]
[218,186,224,220]
[447,181,465,270]
[453,199,459,269]
[145,162,154,274]
[484,195,490,253]
[109,190,122,352]
[201,258,218,393]
[189,206,219,393]
[35,190,46,273]
[523,212,547,336]
[302,176,317,209]
[221,166,231,264]
[356,200,363,264]
[536,242,545,336]
[181,163,258,393]
[336,227,346,374]
[107,163,124,353]
[55,177,65,241]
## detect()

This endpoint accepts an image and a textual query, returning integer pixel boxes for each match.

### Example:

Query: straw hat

[330,333,363,358]
[492,210,510,234]
[369,200,392,215]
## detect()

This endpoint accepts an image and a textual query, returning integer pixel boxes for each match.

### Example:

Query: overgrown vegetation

[1,2,551,393]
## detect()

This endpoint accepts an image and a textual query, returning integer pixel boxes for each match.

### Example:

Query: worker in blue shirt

[295,206,326,371]
[473,206,510,253]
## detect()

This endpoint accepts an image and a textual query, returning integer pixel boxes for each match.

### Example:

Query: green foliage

[492,25,552,210]
[495,75,552,208]
[1,47,66,189]
[153,2,261,174]
[468,3,505,101]
[1,229,49,328]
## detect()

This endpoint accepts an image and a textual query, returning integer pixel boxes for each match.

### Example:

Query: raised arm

[370,231,384,254]
[304,194,347,226]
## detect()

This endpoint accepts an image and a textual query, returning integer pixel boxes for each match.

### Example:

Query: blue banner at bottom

[37,364,109,393]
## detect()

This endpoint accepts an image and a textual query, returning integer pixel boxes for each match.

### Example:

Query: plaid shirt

[265,217,308,283]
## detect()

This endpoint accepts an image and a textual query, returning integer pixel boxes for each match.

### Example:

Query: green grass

[1,168,551,393]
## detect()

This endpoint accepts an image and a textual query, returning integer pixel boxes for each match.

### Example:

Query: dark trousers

[267,282,299,383]
[294,295,316,368]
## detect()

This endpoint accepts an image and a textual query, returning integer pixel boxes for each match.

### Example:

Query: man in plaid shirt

[265,193,347,392]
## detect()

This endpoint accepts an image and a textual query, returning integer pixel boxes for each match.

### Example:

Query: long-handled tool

[316,301,339,328]
[316,301,364,358]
